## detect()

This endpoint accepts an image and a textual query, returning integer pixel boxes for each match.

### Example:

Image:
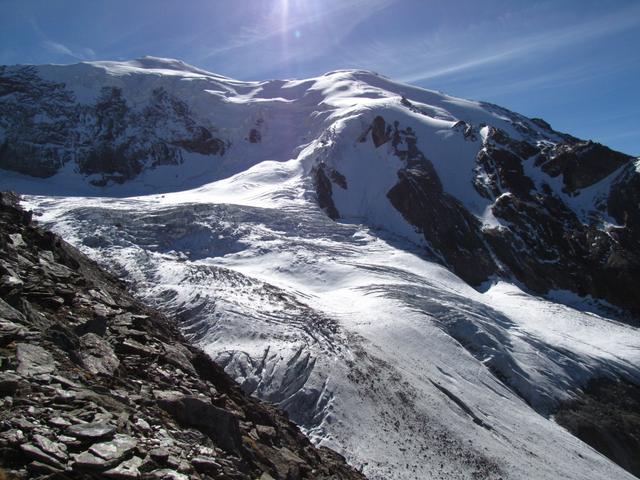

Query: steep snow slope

[2,58,640,479]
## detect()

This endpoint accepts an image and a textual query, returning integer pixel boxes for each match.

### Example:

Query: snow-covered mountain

[2,57,640,480]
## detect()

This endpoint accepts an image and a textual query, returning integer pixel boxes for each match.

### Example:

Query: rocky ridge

[0,191,366,480]
[318,112,640,317]
[0,66,226,185]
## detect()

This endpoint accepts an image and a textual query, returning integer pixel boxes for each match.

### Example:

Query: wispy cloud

[338,2,640,86]
[40,39,97,61]
[28,16,95,62]
[42,40,78,58]
[600,129,640,141]
[449,57,634,102]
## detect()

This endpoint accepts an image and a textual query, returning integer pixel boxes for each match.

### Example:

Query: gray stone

[67,422,116,441]
[27,460,64,475]
[156,394,242,454]
[149,447,170,463]
[51,374,82,389]
[39,255,75,280]
[52,387,76,403]
[88,288,117,307]
[79,332,120,375]
[119,338,159,356]
[147,469,189,480]
[104,455,144,479]
[8,233,25,248]
[12,416,36,430]
[165,455,181,469]
[48,416,72,428]
[1,274,23,289]
[73,450,121,471]
[152,390,184,402]
[90,434,137,462]
[134,418,151,432]
[0,372,21,394]
[58,434,82,447]
[278,447,305,465]
[191,456,221,473]
[16,343,56,376]
[20,443,66,470]
[256,424,277,438]
[33,434,68,461]
[0,428,25,445]
[0,297,25,323]
[161,343,195,375]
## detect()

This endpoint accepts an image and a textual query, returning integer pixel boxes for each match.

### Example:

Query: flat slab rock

[146,469,190,480]
[89,434,137,462]
[67,422,116,441]
[73,450,122,471]
[104,455,144,479]
[16,343,56,376]
[79,332,120,376]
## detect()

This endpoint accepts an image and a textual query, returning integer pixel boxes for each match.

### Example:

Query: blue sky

[1,0,639,155]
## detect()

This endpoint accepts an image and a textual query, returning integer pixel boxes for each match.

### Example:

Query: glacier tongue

[22,188,640,480]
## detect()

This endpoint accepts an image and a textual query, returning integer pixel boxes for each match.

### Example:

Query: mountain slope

[1,58,640,480]
[2,58,638,315]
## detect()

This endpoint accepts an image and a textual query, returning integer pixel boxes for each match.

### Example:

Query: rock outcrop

[0,191,366,480]
[555,377,640,478]
[0,66,226,186]
[318,114,640,318]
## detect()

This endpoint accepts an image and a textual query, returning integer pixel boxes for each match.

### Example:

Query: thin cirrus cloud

[25,14,96,62]
[375,2,640,85]
[41,40,95,61]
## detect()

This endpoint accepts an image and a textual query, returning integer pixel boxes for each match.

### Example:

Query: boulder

[67,422,116,441]
[156,394,242,454]
[16,343,56,376]
[89,434,137,463]
[79,333,120,376]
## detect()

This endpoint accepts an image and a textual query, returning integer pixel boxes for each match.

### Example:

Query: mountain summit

[1,58,639,480]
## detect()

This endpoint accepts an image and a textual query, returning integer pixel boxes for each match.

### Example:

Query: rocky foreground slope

[0,191,365,480]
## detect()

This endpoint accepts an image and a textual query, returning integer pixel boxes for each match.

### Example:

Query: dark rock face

[555,377,640,478]
[474,147,535,199]
[157,394,242,454]
[0,192,366,480]
[609,163,640,238]
[452,120,478,141]
[380,117,499,286]
[486,193,640,311]
[248,128,262,144]
[312,164,343,220]
[530,117,552,130]
[475,129,639,316]
[0,67,76,178]
[536,141,630,193]
[370,116,390,147]
[0,67,227,185]
[387,168,497,286]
